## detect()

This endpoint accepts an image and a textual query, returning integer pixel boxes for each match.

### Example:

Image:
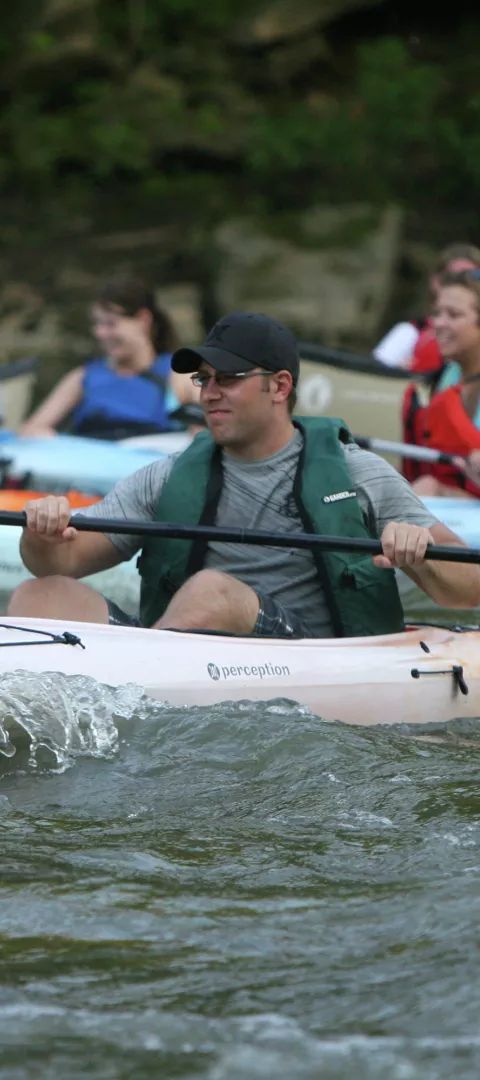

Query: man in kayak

[9,312,480,637]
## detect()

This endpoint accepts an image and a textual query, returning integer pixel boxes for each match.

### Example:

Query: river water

[0,653,479,1080]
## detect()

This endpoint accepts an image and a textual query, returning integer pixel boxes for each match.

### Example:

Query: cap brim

[171,345,258,375]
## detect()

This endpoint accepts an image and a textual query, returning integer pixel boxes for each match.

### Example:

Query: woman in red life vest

[374,243,480,372]
[409,269,480,498]
[20,276,198,439]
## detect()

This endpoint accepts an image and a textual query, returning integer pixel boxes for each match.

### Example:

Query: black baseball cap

[171,311,299,385]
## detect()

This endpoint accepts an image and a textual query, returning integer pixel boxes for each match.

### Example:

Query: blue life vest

[71,355,179,439]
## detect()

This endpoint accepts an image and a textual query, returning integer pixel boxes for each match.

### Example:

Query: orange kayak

[0,490,100,511]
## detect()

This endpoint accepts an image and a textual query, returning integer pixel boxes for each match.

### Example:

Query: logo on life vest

[322,490,357,504]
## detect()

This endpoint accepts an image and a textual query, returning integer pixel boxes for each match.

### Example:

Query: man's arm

[20,456,174,578]
[345,444,480,609]
[375,520,480,608]
[20,495,123,578]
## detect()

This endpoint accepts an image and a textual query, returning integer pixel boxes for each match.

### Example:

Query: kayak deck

[0,618,479,726]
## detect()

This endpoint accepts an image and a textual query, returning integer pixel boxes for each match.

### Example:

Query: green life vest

[137,416,404,635]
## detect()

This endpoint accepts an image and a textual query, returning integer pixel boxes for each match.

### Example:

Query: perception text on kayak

[207,662,290,681]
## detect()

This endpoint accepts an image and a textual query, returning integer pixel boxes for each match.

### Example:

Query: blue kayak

[423,497,480,549]
[0,431,169,495]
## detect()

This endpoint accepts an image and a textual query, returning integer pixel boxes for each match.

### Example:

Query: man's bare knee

[7,577,54,615]
[155,569,259,632]
[185,569,236,596]
[7,575,109,623]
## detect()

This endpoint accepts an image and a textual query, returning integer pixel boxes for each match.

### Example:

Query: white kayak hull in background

[0,618,479,727]
[422,497,480,549]
[397,496,480,618]
[297,349,410,450]
[0,526,139,615]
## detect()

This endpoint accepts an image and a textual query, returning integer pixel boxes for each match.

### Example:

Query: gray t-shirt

[82,431,440,635]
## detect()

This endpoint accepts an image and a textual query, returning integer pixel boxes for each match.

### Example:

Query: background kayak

[297,343,413,454]
[0,430,168,495]
[0,356,39,429]
[0,489,138,616]
[397,496,480,620]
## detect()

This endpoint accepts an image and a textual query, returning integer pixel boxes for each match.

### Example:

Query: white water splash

[0,671,145,769]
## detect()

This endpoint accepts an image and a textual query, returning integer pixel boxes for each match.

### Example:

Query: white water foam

[0,671,145,768]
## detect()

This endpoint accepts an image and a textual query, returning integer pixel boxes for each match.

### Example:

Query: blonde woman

[410,269,480,497]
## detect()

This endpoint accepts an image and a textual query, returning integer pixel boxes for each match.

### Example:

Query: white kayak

[297,343,411,451]
[0,357,39,429]
[0,618,478,727]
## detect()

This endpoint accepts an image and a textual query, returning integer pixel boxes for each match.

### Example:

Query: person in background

[19,276,198,440]
[406,270,480,497]
[456,449,480,488]
[374,243,480,372]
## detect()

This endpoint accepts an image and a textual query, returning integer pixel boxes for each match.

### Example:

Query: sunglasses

[190,370,272,389]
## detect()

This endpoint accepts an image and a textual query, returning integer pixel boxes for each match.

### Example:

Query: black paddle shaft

[2,510,480,564]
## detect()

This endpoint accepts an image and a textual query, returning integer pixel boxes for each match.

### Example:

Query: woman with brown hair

[20,276,196,439]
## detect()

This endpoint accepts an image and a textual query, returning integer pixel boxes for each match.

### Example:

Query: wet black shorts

[106,599,141,627]
[253,592,313,638]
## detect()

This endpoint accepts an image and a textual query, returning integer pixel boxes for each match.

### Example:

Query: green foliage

[245,38,445,203]
[0,3,479,225]
[355,39,442,164]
